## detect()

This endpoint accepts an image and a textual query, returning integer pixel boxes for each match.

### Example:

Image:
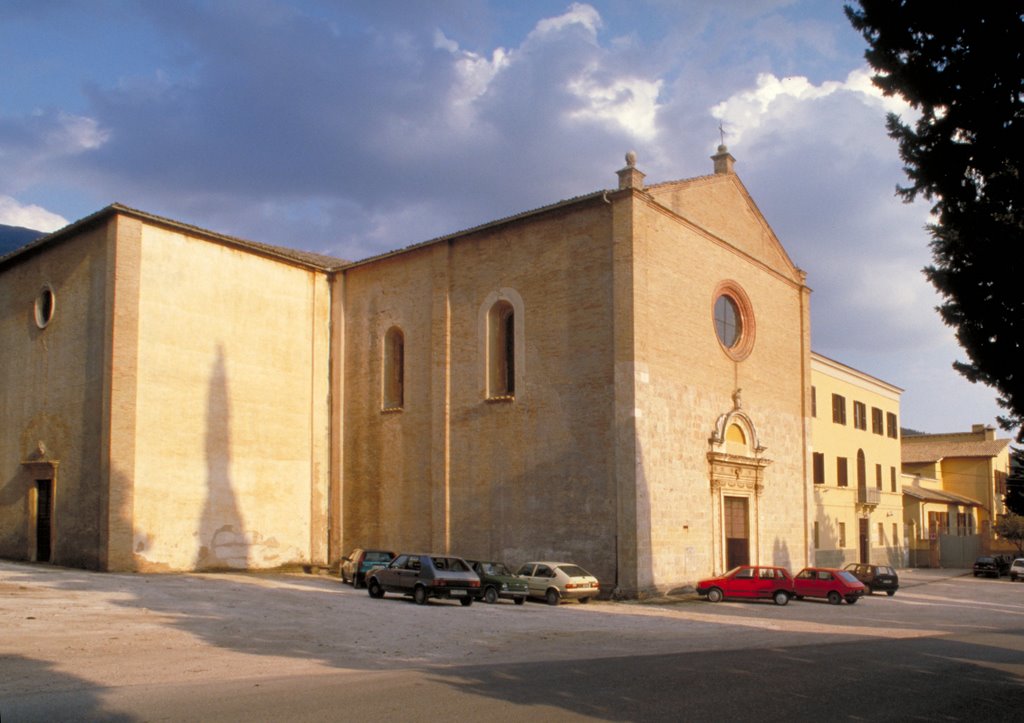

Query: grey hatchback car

[366,553,480,606]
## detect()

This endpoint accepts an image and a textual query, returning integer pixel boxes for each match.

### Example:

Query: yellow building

[1,148,813,596]
[902,424,1012,566]
[810,353,905,568]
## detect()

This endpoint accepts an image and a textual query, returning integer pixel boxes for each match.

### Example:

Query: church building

[0,148,813,597]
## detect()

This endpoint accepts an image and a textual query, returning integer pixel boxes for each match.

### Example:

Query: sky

[0,0,1012,437]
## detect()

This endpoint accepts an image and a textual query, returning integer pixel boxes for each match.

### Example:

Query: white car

[515,561,600,605]
[1010,558,1024,582]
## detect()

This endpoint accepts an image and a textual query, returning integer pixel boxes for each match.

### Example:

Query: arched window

[488,300,515,397]
[383,326,404,410]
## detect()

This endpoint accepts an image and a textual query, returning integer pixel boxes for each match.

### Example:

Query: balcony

[858,487,881,506]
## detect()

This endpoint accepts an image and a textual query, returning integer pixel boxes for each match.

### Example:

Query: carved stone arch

[707,390,772,573]
[709,408,763,457]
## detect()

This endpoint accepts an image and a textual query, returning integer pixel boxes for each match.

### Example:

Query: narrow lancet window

[488,301,515,397]
[383,326,404,409]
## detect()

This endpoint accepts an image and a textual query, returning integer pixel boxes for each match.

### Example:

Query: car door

[515,564,538,595]
[725,567,757,598]
[527,564,556,597]
[397,555,424,592]
[794,569,817,597]
[754,567,781,598]
[375,555,406,591]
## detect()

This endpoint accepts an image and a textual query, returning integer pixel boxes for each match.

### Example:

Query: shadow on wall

[772,537,792,572]
[196,346,248,570]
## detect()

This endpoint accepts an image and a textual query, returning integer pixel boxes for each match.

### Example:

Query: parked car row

[696,563,901,606]
[973,554,1023,579]
[341,549,600,607]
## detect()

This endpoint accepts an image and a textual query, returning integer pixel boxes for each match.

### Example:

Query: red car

[696,565,794,606]
[793,567,865,605]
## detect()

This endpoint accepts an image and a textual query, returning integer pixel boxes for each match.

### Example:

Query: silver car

[515,561,600,605]
[366,553,480,606]
[1010,558,1024,582]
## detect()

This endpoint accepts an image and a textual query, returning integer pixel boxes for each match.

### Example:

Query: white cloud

[530,2,602,39]
[0,196,68,232]
[567,71,662,141]
[47,112,110,153]
[711,69,913,146]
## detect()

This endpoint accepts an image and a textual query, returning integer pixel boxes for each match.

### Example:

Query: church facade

[0,149,813,597]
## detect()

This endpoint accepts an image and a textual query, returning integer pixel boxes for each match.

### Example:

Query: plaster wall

[0,221,112,569]
[810,357,903,567]
[129,222,331,571]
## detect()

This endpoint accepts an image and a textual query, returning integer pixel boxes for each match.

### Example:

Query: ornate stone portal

[707,389,772,571]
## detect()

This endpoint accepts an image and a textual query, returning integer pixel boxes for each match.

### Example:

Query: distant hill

[0,223,46,257]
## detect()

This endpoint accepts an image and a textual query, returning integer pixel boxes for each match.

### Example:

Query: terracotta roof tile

[901,437,1010,464]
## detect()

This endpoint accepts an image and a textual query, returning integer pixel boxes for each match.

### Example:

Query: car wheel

[368,579,385,599]
[706,587,724,603]
[773,590,790,606]
[413,586,428,605]
[827,590,841,605]
[352,575,363,589]
[845,596,859,604]
[513,596,526,605]
[484,587,499,604]
[578,597,590,604]
[886,590,896,596]
[460,596,473,607]
[546,589,560,606]
[864,584,873,595]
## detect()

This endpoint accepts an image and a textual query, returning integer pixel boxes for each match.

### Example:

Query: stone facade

[1,151,815,595]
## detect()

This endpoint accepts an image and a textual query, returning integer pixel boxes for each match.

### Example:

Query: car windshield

[877,566,894,575]
[976,557,994,564]
[364,551,392,562]
[557,565,591,578]
[837,571,860,584]
[481,562,511,576]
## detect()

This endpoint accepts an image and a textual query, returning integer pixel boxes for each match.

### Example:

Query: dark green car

[468,560,528,605]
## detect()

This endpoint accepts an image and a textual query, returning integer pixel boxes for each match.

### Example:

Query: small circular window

[34,286,56,329]
[712,281,754,360]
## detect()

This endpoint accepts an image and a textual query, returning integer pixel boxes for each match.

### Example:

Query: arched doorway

[708,392,771,572]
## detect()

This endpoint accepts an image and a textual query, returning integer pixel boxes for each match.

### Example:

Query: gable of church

[645,173,802,284]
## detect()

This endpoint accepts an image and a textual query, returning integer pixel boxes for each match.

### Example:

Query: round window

[714,295,742,348]
[712,282,754,360]
[34,286,56,329]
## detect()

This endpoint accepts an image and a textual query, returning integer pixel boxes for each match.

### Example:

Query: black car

[843,563,899,596]
[366,553,481,605]
[341,548,395,588]
[973,556,1010,578]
